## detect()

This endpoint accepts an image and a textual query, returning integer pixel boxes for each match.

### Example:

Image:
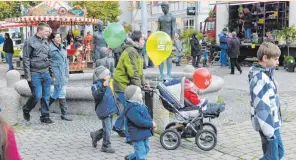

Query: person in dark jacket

[22,22,54,124]
[243,8,252,42]
[123,85,157,160]
[90,66,118,153]
[48,33,72,121]
[3,33,14,71]
[66,30,74,46]
[190,33,201,68]
[227,32,242,74]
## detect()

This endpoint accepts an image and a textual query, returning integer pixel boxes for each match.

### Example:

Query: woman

[66,30,74,46]
[190,33,201,68]
[0,108,22,160]
[174,34,183,66]
[48,33,73,121]
[3,33,14,71]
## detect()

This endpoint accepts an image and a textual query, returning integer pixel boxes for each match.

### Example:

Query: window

[183,19,195,30]
[136,1,141,9]
[206,21,215,32]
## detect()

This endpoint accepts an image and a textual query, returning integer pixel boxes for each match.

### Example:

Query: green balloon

[103,23,127,49]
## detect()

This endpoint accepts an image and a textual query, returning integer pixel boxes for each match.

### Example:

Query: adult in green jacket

[112,30,146,144]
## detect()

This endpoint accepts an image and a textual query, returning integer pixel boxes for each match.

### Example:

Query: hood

[123,37,140,50]
[248,64,275,81]
[123,100,145,116]
[99,47,111,59]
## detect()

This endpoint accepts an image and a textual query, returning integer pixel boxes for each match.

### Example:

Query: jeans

[52,85,66,99]
[143,54,148,69]
[23,72,51,119]
[113,92,130,142]
[127,138,150,160]
[102,116,113,146]
[259,129,284,160]
[220,49,227,66]
[5,53,14,70]
[245,28,251,40]
[192,55,201,67]
[159,57,172,79]
[175,56,182,63]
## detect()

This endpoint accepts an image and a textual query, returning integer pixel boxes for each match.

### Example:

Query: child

[183,79,225,115]
[90,66,118,153]
[0,108,22,160]
[201,35,210,67]
[123,85,157,160]
[248,42,284,159]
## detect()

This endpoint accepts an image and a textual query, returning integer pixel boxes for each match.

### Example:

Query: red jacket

[184,88,201,105]
[4,125,22,160]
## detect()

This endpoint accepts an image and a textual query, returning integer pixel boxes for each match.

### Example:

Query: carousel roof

[0,21,37,29]
[5,1,98,25]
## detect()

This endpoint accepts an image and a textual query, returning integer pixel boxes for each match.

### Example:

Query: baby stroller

[155,77,225,151]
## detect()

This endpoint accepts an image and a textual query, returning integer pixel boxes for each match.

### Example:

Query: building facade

[120,1,213,34]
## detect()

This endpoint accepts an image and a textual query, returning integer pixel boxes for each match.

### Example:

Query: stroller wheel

[202,122,218,135]
[195,129,217,151]
[160,129,181,150]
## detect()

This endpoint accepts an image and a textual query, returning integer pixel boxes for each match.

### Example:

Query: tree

[277,25,296,56]
[73,1,121,24]
[0,1,40,21]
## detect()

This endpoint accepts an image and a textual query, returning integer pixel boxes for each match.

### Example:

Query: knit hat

[124,85,143,102]
[93,66,110,81]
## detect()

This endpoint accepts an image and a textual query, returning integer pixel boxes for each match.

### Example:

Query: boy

[201,35,210,67]
[248,42,284,159]
[90,66,118,153]
[123,85,157,160]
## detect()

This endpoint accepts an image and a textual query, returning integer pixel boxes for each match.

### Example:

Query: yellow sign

[251,44,255,49]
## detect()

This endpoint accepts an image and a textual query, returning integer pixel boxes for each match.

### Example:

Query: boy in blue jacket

[90,66,118,153]
[248,42,284,160]
[123,85,157,160]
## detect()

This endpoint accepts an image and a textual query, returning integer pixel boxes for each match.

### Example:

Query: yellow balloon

[146,31,173,66]
[73,29,80,37]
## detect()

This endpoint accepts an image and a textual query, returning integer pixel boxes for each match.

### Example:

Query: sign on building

[187,7,196,15]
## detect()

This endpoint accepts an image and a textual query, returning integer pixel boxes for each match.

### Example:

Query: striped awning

[6,16,98,25]
[0,21,37,29]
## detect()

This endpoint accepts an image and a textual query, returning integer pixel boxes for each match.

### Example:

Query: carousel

[6,1,98,72]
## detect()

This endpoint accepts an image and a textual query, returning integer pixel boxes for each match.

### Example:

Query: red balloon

[193,68,212,90]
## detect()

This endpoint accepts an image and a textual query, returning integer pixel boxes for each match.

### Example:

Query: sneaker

[90,132,97,148]
[100,145,115,153]
[40,118,54,124]
[112,127,126,137]
[23,110,30,121]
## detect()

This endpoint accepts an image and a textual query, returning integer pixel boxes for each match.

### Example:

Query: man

[219,28,228,66]
[158,2,176,80]
[146,31,154,68]
[243,8,252,42]
[22,22,54,124]
[112,30,146,144]
[93,20,107,61]
[227,32,242,74]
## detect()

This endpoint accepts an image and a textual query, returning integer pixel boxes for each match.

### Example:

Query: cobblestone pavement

[1,63,296,160]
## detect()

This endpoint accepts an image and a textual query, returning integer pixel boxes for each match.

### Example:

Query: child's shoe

[90,129,103,148]
[101,144,115,153]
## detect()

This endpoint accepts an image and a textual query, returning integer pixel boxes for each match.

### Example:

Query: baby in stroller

[157,77,225,151]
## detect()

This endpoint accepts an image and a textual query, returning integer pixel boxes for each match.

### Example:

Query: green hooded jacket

[113,38,145,92]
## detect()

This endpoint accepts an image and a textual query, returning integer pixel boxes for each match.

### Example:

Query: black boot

[101,144,115,153]
[49,97,55,106]
[59,98,73,121]
[90,129,103,148]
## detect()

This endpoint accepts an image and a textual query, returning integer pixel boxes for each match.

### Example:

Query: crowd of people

[0,19,286,160]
